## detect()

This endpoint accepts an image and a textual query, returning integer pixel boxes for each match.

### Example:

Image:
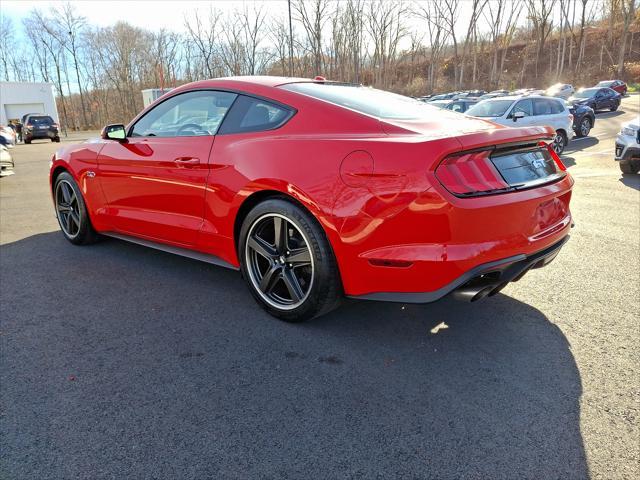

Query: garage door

[4,103,45,122]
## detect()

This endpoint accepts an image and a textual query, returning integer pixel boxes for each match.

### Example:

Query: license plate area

[490,146,564,189]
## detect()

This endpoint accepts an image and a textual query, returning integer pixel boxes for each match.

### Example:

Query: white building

[142,88,173,108]
[0,82,59,125]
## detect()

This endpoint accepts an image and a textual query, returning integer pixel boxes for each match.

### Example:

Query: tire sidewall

[554,131,567,155]
[238,198,340,322]
[54,172,96,245]
[579,118,591,137]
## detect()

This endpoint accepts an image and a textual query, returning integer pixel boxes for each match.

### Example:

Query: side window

[549,100,564,114]
[130,90,237,137]
[533,99,553,116]
[219,95,294,135]
[510,99,533,117]
[451,102,464,112]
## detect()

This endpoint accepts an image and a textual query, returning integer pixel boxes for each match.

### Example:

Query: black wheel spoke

[259,265,281,294]
[273,216,288,251]
[65,211,73,232]
[248,234,277,260]
[61,183,72,203]
[69,211,81,229]
[286,247,311,266]
[282,269,304,302]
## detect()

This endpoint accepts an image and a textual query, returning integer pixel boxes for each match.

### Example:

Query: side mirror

[101,124,127,141]
[512,111,526,122]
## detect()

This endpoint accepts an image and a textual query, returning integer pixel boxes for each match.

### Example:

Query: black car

[568,87,621,112]
[23,114,60,143]
[569,103,596,137]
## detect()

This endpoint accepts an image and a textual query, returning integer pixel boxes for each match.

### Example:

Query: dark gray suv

[22,114,60,143]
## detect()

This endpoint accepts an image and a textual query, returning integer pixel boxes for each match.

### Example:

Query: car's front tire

[553,130,567,155]
[578,117,591,137]
[620,161,640,174]
[53,172,99,245]
[239,198,341,322]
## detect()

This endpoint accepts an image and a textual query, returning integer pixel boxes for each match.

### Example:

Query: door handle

[173,157,200,166]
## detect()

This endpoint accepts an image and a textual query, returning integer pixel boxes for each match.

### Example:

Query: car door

[507,99,534,126]
[595,89,608,110]
[97,90,237,246]
[532,98,556,129]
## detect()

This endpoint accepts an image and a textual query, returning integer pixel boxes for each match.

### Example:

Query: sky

[1,1,289,31]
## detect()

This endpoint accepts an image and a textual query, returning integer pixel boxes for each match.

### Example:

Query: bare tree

[50,3,89,128]
[616,0,637,76]
[414,0,450,92]
[526,0,557,78]
[292,0,331,75]
[184,7,221,79]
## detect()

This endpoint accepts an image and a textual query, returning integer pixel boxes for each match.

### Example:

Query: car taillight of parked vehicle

[568,114,574,123]
[52,123,59,129]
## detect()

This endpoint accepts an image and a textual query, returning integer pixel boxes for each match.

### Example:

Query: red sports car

[50,76,573,321]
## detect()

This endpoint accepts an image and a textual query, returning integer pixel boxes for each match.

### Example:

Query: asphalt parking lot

[1,96,638,479]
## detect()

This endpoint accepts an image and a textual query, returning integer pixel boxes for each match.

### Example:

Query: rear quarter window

[219,95,294,134]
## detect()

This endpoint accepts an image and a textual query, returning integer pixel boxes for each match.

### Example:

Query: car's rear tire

[239,198,342,322]
[619,161,640,174]
[24,139,31,144]
[553,130,567,155]
[53,172,99,245]
[578,117,591,137]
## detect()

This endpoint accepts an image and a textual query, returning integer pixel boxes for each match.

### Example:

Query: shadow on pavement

[0,232,589,479]
[560,155,577,167]
[619,173,640,190]
[595,110,625,119]
[565,136,599,154]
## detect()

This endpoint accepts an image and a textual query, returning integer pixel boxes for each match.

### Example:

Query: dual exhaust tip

[451,281,507,303]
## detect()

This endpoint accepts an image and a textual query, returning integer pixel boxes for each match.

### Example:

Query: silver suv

[615,116,640,174]
[466,95,574,155]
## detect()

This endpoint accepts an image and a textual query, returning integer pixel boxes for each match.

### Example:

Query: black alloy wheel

[54,172,99,245]
[239,199,341,322]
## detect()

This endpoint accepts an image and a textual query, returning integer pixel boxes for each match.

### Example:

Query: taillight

[52,123,59,128]
[435,150,510,195]
[568,114,574,123]
[539,141,566,171]
[26,124,32,128]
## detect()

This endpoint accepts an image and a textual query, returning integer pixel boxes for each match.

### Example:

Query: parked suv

[568,87,621,112]
[22,114,60,143]
[615,116,640,174]
[569,103,596,137]
[466,95,574,154]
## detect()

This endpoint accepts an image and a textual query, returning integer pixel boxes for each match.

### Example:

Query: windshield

[281,83,436,120]
[466,100,514,118]
[573,88,598,98]
[29,116,54,125]
[597,81,613,87]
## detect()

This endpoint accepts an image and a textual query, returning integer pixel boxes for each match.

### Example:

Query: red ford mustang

[50,76,573,321]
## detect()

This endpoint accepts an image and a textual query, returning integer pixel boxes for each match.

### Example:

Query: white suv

[466,95,574,155]
[615,116,640,174]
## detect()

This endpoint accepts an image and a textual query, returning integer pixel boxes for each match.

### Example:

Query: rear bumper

[25,129,58,139]
[350,235,569,303]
